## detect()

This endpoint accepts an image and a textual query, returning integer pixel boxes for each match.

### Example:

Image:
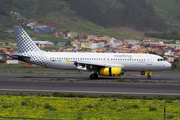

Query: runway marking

[0,89,180,95]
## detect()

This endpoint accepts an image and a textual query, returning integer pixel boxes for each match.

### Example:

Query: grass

[41,45,76,52]
[0,94,180,119]
[0,70,86,75]
[0,63,43,68]
[29,33,71,42]
[78,22,145,40]
[0,45,18,50]
[166,69,180,71]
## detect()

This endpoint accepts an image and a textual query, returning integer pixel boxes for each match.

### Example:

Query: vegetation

[0,70,85,75]
[29,33,71,42]
[68,0,168,31]
[0,63,42,68]
[0,94,180,119]
[145,30,180,40]
[147,0,180,23]
[1,0,180,44]
[0,0,177,43]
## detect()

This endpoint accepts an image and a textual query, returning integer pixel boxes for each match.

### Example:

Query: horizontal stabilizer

[10,53,31,59]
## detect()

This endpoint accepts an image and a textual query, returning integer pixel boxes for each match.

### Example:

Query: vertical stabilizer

[13,26,41,53]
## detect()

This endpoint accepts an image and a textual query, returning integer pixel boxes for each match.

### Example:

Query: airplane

[10,26,172,79]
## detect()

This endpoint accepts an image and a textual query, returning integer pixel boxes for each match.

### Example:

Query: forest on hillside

[0,0,169,32]
[67,0,168,31]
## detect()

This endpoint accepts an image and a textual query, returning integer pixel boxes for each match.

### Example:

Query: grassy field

[0,63,42,68]
[0,95,179,120]
[0,45,18,51]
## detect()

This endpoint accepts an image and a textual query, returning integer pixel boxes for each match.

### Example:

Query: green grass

[166,69,180,71]
[0,70,86,75]
[0,94,180,119]
[0,63,42,68]
[0,39,7,42]
[0,45,18,50]
[41,45,76,52]
[29,33,71,42]
[78,22,145,40]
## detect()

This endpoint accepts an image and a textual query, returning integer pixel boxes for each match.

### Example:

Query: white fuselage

[43,52,171,71]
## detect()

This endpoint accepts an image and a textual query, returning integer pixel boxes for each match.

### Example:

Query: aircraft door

[147,55,152,65]
[103,57,109,65]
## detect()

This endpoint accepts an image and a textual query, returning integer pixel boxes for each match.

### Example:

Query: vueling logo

[114,54,144,59]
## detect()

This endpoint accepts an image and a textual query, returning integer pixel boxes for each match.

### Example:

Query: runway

[0,68,180,96]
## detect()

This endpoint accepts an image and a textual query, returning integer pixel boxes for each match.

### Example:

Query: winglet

[66,59,71,64]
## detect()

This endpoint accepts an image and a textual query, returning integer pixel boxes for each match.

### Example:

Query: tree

[65,41,72,46]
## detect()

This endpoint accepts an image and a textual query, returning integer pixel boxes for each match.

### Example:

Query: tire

[90,74,95,79]
[94,74,98,79]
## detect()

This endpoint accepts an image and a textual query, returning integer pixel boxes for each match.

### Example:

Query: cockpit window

[158,58,165,61]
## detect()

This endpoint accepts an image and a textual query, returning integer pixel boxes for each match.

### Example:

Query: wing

[66,59,125,70]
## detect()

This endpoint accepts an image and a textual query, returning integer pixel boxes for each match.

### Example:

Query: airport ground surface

[0,68,180,96]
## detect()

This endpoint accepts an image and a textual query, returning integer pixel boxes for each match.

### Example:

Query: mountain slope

[67,0,168,31]
[1,0,179,42]
[147,0,180,23]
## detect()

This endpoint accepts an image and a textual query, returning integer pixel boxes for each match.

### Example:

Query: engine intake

[99,67,121,76]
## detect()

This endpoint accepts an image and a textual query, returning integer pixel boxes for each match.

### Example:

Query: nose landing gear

[147,74,151,79]
[141,71,152,79]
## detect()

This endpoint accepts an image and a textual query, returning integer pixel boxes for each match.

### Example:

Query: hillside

[67,0,168,31]
[0,0,180,42]
[147,0,180,23]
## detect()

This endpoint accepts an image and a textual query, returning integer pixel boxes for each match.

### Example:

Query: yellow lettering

[133,55,143,58]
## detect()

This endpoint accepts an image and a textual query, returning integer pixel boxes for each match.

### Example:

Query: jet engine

[99,67,121,76]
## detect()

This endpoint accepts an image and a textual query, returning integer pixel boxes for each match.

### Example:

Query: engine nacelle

[99,67,121,76]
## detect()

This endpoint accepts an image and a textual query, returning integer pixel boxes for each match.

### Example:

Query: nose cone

[166,62,172,69]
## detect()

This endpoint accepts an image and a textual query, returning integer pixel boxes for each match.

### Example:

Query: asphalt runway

[0,68,180,96]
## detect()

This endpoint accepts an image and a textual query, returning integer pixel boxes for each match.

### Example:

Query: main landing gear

[90,73,98,79]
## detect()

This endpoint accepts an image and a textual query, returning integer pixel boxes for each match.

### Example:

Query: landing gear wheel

[147,76,151,79]
[94,74,98,79]
[90,74,95,79]
[90,74,98,79]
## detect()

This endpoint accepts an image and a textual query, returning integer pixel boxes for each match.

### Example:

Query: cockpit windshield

[157,58,165,61]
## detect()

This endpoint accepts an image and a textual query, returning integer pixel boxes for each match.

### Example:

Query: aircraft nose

[166,62,172,69]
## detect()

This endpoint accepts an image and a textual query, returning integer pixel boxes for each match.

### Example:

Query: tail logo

[22,34,25,38]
